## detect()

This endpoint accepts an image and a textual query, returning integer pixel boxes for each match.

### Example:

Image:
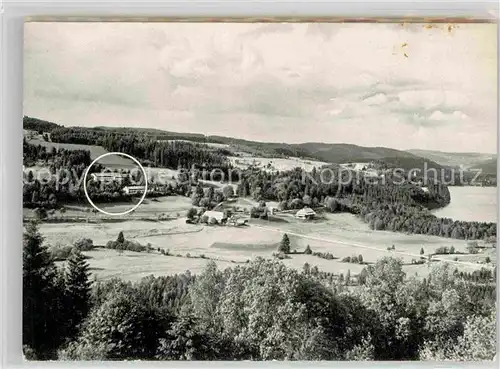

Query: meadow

[40,197,495,282]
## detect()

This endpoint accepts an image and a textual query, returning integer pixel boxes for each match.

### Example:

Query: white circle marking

[83,152,148,216]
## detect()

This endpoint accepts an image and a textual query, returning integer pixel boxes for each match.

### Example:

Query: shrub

[304,245,312,255]
[105,239,146,253]
[74,238,94,251]
[341,255,363,264]
[187,208,198,219]
[467,244,479,254]
[435,246,450,255]
[49,245,76,261]
[275,252,288,260]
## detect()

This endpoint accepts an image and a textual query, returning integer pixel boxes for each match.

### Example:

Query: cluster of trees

[341,255,364,264]
[434,246,457,255]
[191,184,234,208]
[456,268,496,283]
[105,231,153,253]
[236,167,450,210]
[23,222,497,361]
[23,173,132,209]
[47,239,94,262]
[360,203,496,241]
[250,201,269,220]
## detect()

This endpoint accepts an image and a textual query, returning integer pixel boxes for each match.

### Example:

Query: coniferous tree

[23,221,65,359]
[117,231,125,244]
[278,234,291,254]
[65,250,92,338]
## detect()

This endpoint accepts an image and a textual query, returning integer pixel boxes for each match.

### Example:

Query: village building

[227,215,248,227]
[23,129,38,139]
[295,207,316,220]
[201,210,228,224]
[123,185,147,195]
[92,172,126,182]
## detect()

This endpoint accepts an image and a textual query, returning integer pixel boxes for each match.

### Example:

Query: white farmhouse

[295,207,316,220]
[202,210,227,222]
[123,186,146,195]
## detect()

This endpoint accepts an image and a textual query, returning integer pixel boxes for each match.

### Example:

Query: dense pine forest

[23,222,496,361]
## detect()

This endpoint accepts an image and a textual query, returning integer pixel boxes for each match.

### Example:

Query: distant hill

[472,158,497,175]
[295,143,417,164]
[23,116,475,172]
[23,116,62,132]
[407,149,496,169]
[94,126,206,139]
[374,156,445,173]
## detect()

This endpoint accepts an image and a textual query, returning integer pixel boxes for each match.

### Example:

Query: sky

[24,22,497,153]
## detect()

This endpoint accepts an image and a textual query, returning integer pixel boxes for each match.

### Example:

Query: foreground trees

[53,259,496,361]
[23,222,92,359]
[23,223,496,361]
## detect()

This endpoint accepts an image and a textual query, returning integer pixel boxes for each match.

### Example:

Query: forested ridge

[23,222,496,361]
[24,116,451,165]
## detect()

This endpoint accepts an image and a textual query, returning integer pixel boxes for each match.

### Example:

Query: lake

[433,186,497,223]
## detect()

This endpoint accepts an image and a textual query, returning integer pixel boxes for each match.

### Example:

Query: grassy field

[37,202,495,281]
[57,248,237,282]
[25,196,194,221]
